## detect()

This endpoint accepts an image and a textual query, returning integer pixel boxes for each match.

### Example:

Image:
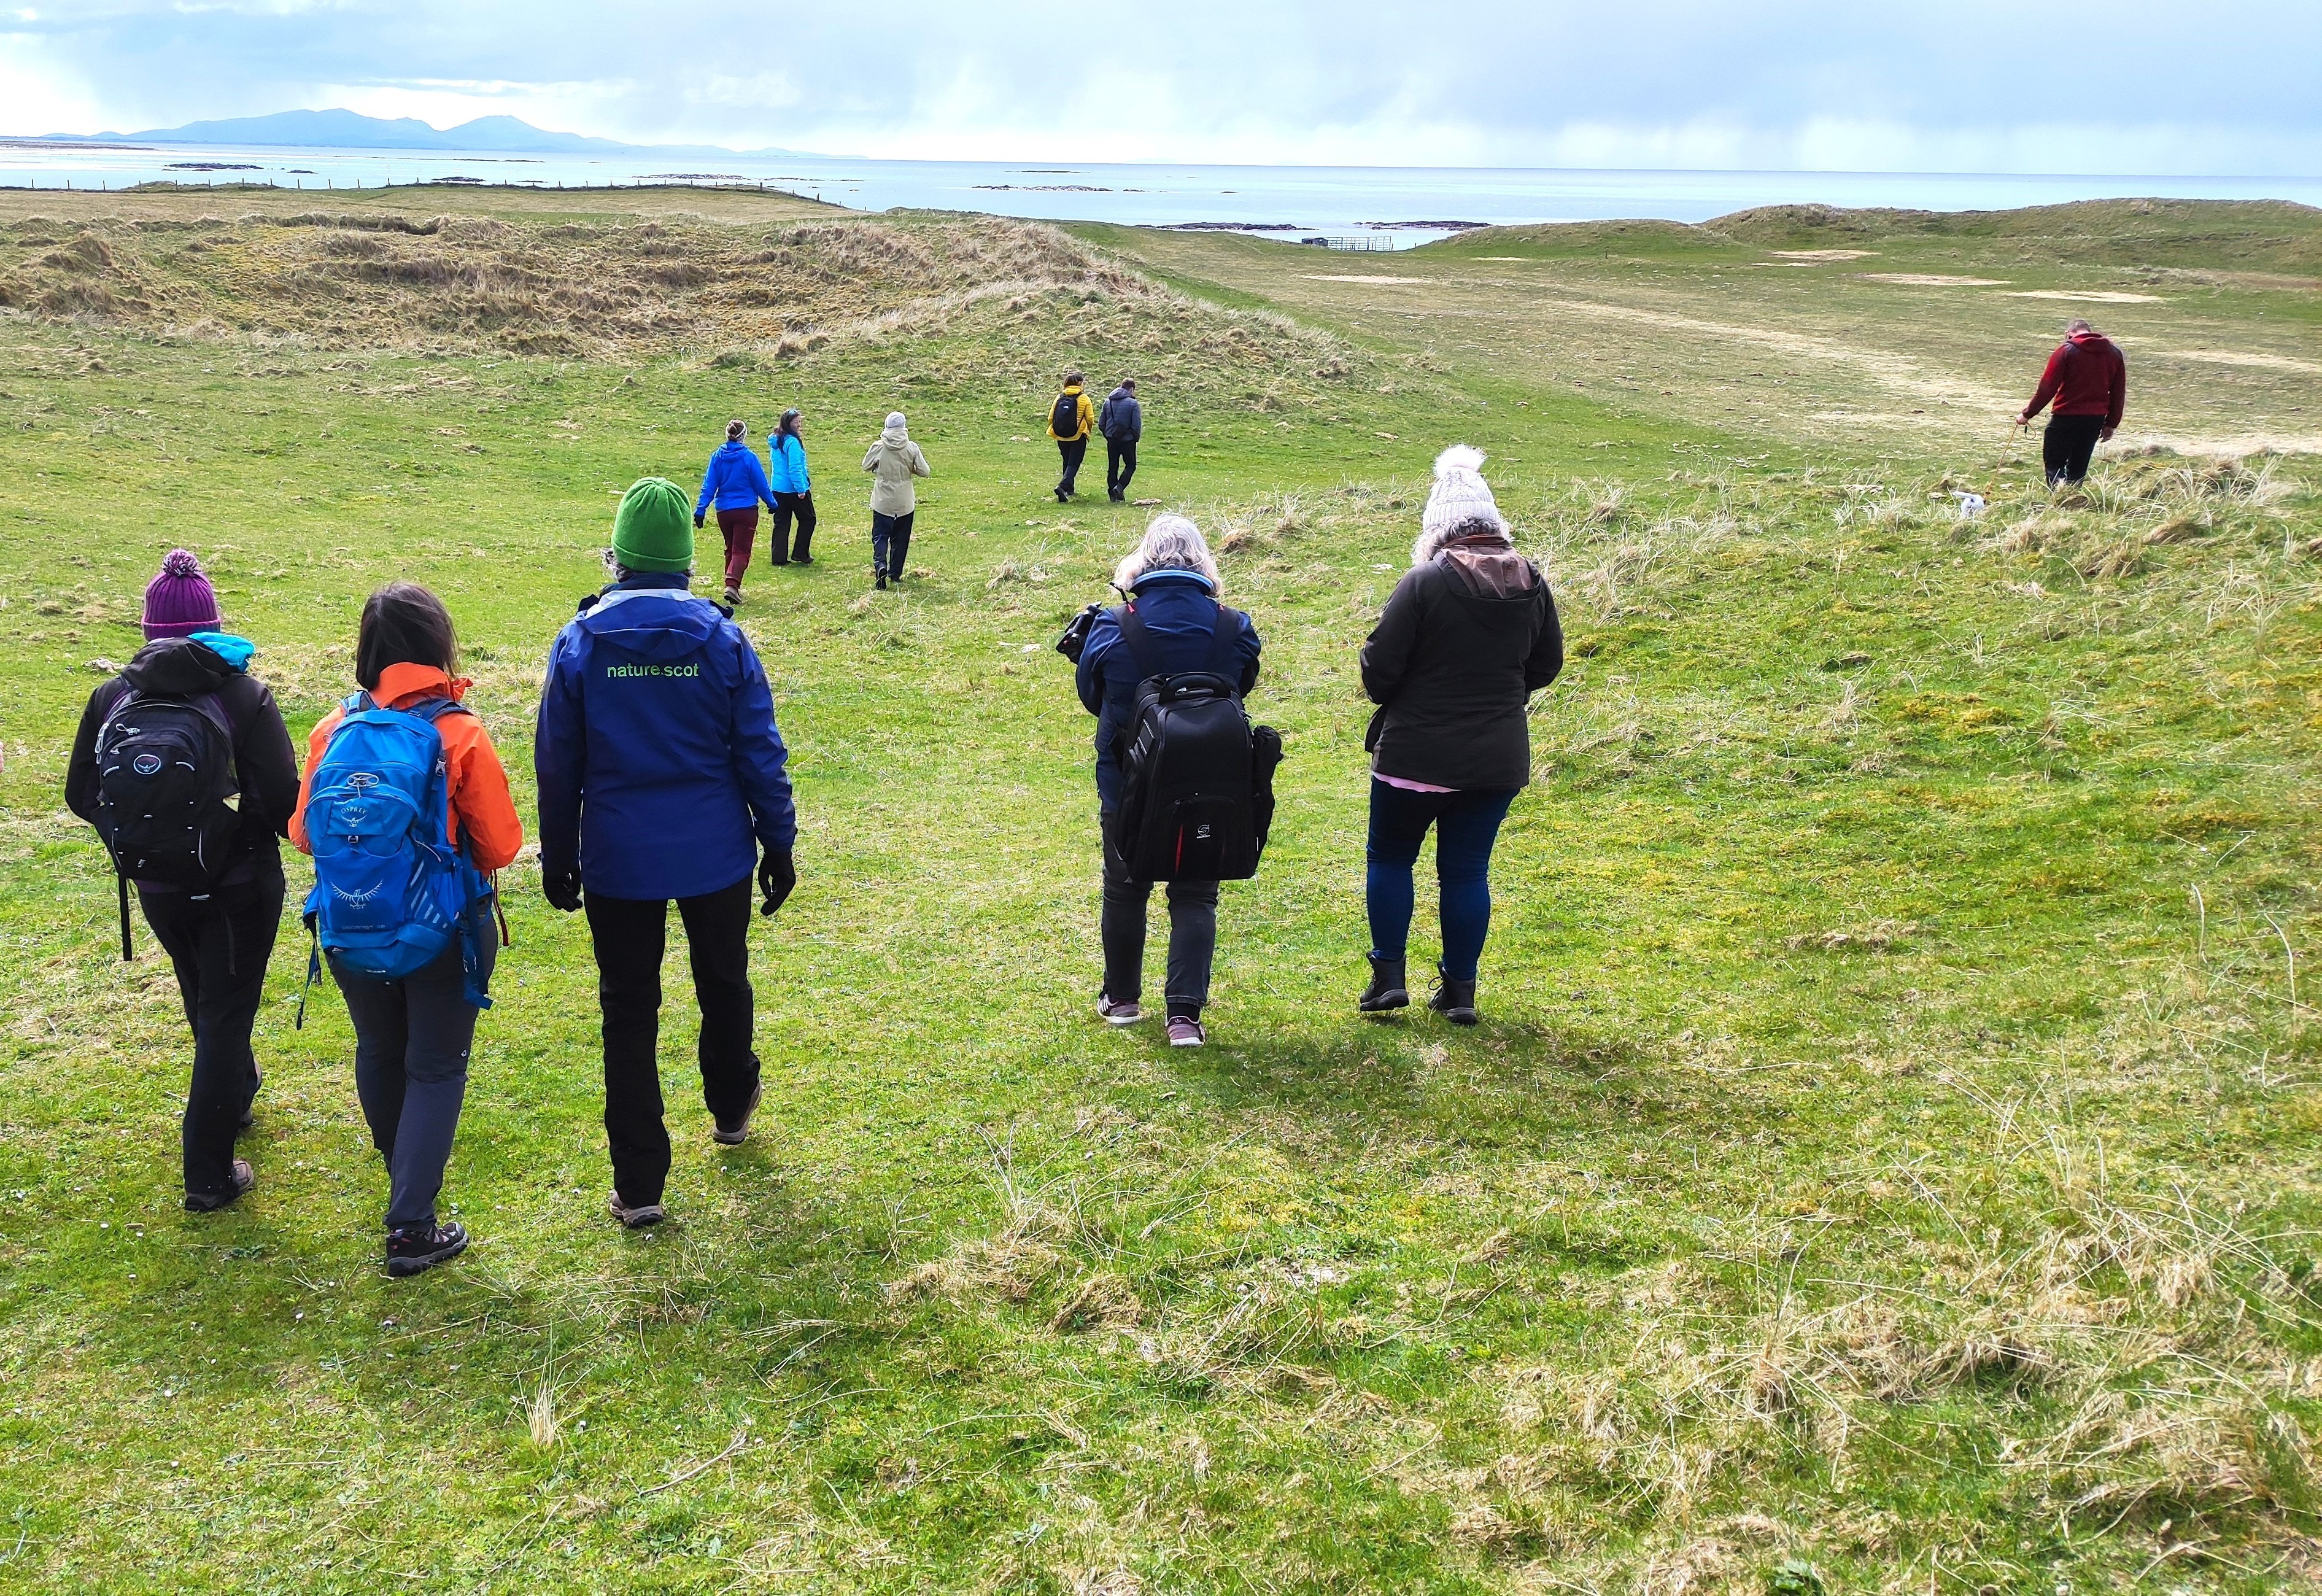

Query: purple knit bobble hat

[142,548,222,640]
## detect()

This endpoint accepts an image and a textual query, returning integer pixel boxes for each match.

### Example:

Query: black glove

[694,512,706,529]
[543,866,584,914]
[758,848,795,917]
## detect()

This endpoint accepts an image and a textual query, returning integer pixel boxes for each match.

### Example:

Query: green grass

[1076,200,2322,462]
[0,192,2318,1592]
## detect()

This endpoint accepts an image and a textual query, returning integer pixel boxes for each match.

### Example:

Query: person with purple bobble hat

[65,550,301,1212]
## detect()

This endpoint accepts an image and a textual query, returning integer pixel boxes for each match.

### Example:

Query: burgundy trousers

[716,506,757,591]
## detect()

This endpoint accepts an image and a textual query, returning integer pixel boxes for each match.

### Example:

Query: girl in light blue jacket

[765,409,816,565]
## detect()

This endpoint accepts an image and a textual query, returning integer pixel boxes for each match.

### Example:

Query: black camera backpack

[91,687,242,958]
[1109,605,1283,883]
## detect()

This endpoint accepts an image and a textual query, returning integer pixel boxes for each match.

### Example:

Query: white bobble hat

[1415,444,1507,562]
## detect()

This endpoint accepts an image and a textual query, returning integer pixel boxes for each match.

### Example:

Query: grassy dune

[1078,200,2322,459]
[0,187,2318,1592]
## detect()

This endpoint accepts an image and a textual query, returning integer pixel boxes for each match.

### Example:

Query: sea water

[3,141,2315,248]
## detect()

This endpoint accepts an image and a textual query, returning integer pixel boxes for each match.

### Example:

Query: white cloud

[314,77,630,133]
[0,31,103,134]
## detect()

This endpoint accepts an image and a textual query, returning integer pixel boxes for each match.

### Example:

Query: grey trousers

[331,916,496,1231]
[1099,813,1217,1017]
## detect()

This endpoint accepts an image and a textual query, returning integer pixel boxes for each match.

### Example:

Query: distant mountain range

[31,108,804,161]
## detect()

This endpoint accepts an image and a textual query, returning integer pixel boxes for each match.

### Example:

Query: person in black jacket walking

[1357,447,1562,1024]
[1098,378,1142,502]
[63,550,301,1210]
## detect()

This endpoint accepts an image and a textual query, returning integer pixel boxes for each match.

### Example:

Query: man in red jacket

[2018,319,2127,486]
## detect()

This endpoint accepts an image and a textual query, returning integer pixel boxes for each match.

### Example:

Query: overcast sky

[6,1,2320,173]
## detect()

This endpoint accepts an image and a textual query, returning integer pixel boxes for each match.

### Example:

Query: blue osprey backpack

[298,692,493,1017]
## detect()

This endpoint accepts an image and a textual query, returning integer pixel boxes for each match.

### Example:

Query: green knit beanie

[611,477,694,572]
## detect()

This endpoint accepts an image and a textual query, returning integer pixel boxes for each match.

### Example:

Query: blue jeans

[872,510,913,578]
[1365,780,1519,982]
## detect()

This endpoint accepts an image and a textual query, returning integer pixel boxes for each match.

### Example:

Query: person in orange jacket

[292,581,522,1277]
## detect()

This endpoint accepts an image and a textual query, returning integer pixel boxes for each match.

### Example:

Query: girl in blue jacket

[694,419,778,607]
[765,409,816,565]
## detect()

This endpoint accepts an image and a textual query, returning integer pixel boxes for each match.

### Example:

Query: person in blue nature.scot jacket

[535,477,798,1230]
[1074,515,1261,1049]
[694,419,780,608]
[764,408,817,566]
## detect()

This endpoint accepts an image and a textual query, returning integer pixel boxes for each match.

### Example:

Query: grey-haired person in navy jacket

[1074,516,1261,1048]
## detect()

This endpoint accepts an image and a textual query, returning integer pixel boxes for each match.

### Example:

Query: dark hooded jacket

[2024,329,2127,429]
[533,573,796,902]
[1098,386,1142,443]
[1360,537,1563,791]
[65,633,302,887]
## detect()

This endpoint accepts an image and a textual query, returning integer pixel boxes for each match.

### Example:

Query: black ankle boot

[1359,953,1409,1012]
[1428,966,1479,1026]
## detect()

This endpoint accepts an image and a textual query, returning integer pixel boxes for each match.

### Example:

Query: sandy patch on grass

[1301,274,1434,285]
[1518,292,2016,411]
[1856,273,2009,287]
[2123,430,2322,457]
[1771,249,1876,261]
[2006,290,2164,303]
[2161,349,2322,374]
[1474,256,1531,261]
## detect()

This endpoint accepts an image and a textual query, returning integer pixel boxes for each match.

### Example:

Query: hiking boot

[185,1159,254,1213]
[792,554,813,565]
[1054,487,1069,504]
[722,586,742,607]
[609,1191,667,1229]
[385,1220,468,1278]
[1167,1015,1206,1048]
[1428,967,1480,1026]
[876,573,888,591]
[767,556,790,567]
[1096,994,1143,1026]
[1358,954,1409,1013]
[713,1081,762,1145]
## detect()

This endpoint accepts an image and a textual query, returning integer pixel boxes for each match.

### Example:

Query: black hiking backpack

[91,687,242,958]
[1050,390,1082,439]
[1108,605,1284,883]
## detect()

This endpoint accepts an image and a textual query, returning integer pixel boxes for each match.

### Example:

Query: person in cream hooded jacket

[861,411,931,589]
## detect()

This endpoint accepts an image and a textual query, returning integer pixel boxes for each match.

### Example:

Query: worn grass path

[0,191,2317,1592]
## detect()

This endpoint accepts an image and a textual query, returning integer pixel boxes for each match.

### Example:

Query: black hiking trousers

[1056,437,1089,497]
[2043,414,2106,486]
[1106,438,1138,499]
[585,875,760,1209]
[771,491,816,562]
[139,868,284,1200]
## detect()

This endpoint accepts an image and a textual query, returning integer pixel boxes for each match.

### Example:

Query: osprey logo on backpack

[299,692,493,1013]
[92,688,242,958]
[1108,604,1285,884]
